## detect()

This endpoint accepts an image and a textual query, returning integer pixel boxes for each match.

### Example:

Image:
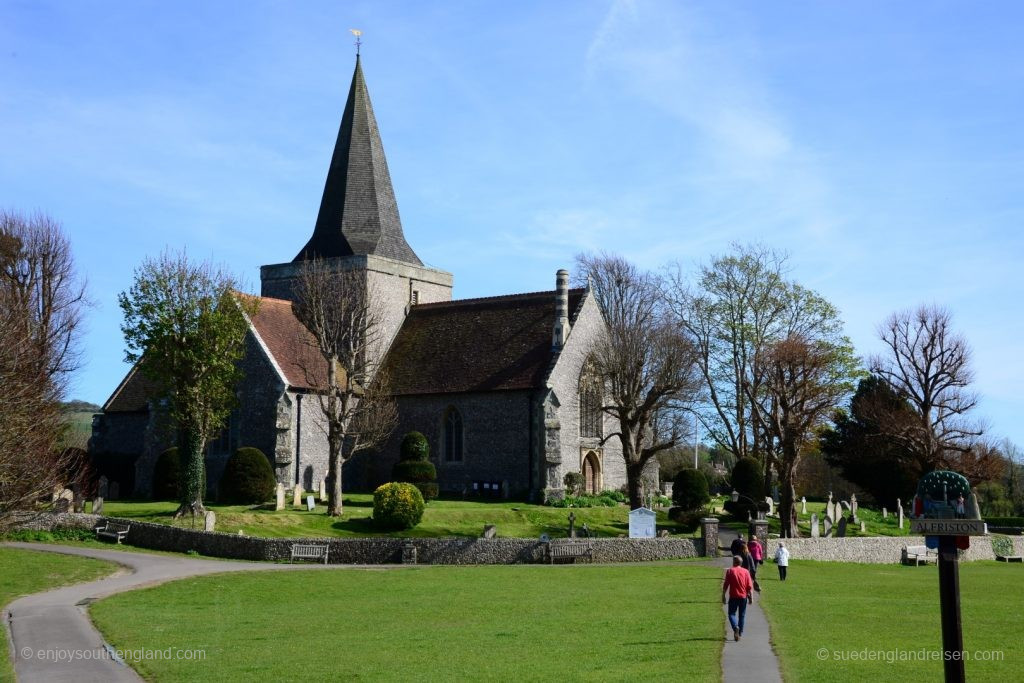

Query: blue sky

[2,1,1021,447]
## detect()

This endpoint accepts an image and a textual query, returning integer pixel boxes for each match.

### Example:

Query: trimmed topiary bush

[400,431,430,461]
[219,447,276,504]
[563,471,585,496]
[373,482,425,530]
[672,468,710,512]
[152,447,181,501]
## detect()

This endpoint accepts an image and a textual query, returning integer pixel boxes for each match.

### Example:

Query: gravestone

[292,484,302,507]
[840,500,851,513]
[52,484,63,502]
[801,496,807,514]
[92,496,104,516]
[764,497,775,516]
[824,517,833,537]
[882,507,888,519]
[318,479,327,501]
[850,493,858,518]
[658,529,669,537]
[898,505,905,530]
[204,510,216,532]
[810,513,820,538]
[109,482,120,500]
[54,488,73,512]
[70,484,84,513]
[482,524,497,539]
[628,507,657,539]
[275,483,285,511]
[837,517,848,537]
[98,476,109,498]
[860,521,866,533]
[306,495,315,512]
[568,511,576,539]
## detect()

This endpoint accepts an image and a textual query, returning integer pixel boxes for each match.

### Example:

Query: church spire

[294,55,422,265]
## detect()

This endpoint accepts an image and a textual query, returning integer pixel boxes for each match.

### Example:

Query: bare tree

[0,211,87,529]
[870,305,982,466]
[576,253,700,509]
[292,260,397,517]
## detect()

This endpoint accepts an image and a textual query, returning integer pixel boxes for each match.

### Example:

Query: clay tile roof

[382,288,585,396]
[102,362,158,413]
[247,296,327,391]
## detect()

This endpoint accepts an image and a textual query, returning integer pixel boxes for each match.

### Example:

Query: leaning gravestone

[204,510,216,531]
[810,513,820,538]
[275,483,285,511]
[98,476,109,498]
[801,496,807,514]
[824,517,833,537]
[292,484,302,507]
[306,495,315,512]
[837,517,848,537]
[92,496,104,516]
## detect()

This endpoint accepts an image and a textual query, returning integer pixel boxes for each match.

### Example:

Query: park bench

[94,521,130,544]
[290,543,329,564]
[996,554,1023,563]
[548,540,593,564]
[902,545,937,566]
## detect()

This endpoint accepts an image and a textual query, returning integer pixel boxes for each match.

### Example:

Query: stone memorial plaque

[628,507,657,538]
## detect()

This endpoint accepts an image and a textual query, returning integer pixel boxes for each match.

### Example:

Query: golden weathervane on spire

[350,29,363,56]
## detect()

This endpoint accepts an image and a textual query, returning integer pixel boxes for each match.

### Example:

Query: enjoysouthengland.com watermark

[20,646,206,663]
[817,648,1004,664]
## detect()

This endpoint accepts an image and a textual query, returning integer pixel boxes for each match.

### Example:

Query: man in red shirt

[722,555,754,641]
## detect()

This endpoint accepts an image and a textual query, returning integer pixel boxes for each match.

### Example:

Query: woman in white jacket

[774,543,790,581]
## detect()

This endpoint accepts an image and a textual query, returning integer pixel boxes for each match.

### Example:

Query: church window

[579,360,603,439]
[444,407,464,462]
[411,290,419,305]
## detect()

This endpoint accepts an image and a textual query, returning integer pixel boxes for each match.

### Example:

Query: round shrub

[563,471,585,496]
[220,447,276,504]
[672,468,710,512]
[392,459,439,501]
[400,431,430,461]
[152,447,180,500]
[373,482,425,530]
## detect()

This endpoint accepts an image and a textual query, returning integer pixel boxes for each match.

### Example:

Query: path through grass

[92,563,724,681]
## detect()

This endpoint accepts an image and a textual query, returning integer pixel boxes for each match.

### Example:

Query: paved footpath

[2,542,392,683]
[716,528,783,683]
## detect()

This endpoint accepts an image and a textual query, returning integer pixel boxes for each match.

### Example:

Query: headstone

[567,511,577,539]
[98,476,109,498]
[860,521,866,533]
[658,529,669,538]
[628,507,657,538]
[275,483,285,511]
[70,484,84,513]
[54,488,73,512]
[810,513,820,538]
[850,493,858,518]
[827,491,833,506]
[882,507,888,519]
[292,484,302,507]
[898,505,905,530]
[306,495,315,512]
[482,524,497,539]
[109,481,120,500]
[824,516,833,537]
[837,517,848,537]
[204,510,216,531]
[318,479,326,501]
[764,497,775,516]
[92,496,104,516]
[801,496,807,514]
[840,500,851,513]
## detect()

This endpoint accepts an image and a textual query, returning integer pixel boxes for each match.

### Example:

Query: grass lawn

[0,547,118,682]
[101,495,697,539]
[758,560,1021,681]
[91,563,724,681]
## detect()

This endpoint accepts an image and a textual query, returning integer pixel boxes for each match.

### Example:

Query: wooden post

[937,535,965,683]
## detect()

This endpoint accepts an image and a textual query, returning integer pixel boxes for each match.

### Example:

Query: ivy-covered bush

[672,468,710,512]
[392,431,438,501]
[563,471,585,496]
[219,447,276,504]
[373,482,425,530]
[152,447,181,501]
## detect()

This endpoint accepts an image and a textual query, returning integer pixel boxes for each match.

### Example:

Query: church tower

[260,55,453,355]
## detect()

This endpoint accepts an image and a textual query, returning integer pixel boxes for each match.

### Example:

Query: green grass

[758,560,1021,681]
[91,563,724,681]
[0,547,118,682]
[102,494,698,539]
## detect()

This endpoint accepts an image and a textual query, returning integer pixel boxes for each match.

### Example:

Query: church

[90,56,634,502]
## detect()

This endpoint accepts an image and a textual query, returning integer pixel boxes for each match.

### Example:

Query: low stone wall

[22,514,703,565]
[765,535,1024,564]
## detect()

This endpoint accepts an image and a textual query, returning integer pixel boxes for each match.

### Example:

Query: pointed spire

[294,56,422,265]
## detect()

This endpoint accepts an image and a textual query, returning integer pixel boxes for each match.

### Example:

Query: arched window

[443,407,464,462]
[579,360,603,438]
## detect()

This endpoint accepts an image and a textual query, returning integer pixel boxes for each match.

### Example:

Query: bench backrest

[904,545,929,554]
[292,544,327,556]
[105,522,130,532]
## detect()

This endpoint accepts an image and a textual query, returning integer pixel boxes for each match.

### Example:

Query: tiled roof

[381,289,586,396]
[247,296,327,391]
[102,362,158,413]
[294,56,421,266]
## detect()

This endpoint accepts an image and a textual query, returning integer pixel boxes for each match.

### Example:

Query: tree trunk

[626,460,646,510]
[174,424,206,518]
[779,456,798,538]
[327,433,344,517]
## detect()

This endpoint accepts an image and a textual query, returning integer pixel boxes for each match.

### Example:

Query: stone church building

[91,56,633,501]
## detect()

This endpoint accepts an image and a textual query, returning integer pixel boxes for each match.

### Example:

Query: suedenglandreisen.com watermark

[816,647,1004,664]
[20,646,206,663]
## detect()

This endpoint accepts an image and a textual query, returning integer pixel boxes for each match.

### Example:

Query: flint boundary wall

[765,535,1024,564]
[24,513,702,564]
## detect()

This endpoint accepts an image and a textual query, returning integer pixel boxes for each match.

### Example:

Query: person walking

[774,542,790,581]
[730,535,745,557]
[722,555,754,642]
[749,535,764,567]
[739,541,758,590]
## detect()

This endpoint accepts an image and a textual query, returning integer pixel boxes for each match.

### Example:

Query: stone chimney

[552,269,571,349]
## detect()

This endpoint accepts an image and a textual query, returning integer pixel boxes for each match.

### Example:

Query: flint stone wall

[766,535,1024,564]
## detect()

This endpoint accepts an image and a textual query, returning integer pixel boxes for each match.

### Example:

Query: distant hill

[62,400,102,413]
[60,400,100,450]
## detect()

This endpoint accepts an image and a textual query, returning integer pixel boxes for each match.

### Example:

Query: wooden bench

[548,541,593,564]
[996,555,1023,563]
[902,545,937,566]
[290,543,329,564]
[94,521,130,544]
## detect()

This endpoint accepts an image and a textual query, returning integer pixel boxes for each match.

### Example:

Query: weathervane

[350,29,362,56]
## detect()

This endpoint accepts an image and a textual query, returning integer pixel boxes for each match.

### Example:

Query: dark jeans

[727,597,748,634]
[778,565,787,581]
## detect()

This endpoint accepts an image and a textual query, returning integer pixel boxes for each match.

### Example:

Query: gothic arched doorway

[582,450,602,495]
